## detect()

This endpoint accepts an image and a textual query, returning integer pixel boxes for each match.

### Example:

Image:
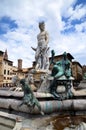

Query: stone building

[0,50,16,87]
[0,50,28,87]
[72,61,82,81]
[0,51,4,87]
[3,58,13,87]
[82,65,86,74]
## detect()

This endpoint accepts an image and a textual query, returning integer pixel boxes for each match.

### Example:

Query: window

[4,69,6,74]
[4,77,6,79]
[8,70,10,75]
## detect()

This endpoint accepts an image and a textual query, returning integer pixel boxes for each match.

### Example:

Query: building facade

[0,50,27,87]
[0,51,4,87]
[72,61,82,81]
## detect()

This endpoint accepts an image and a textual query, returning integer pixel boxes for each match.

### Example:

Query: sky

[0,0,86,68]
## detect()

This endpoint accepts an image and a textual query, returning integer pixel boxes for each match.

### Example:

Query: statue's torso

[37,31,48,47]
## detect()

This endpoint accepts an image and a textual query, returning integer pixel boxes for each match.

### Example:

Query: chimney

[18,59,22,70]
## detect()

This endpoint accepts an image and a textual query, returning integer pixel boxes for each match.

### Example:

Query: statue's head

[63,52,67,59]
[51,50,55,56]
[39,21,45,31]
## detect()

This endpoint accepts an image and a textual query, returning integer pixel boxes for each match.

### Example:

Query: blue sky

[0,0,86,67]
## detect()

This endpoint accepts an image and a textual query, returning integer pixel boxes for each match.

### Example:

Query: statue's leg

[41,54,44,69]
[67,81,73,98]
[35,48,41,70]
[65,81,73,99]
[27,103,35,113]
[43,52,46,69]
[34,98,44,115]
[50,78,60,99]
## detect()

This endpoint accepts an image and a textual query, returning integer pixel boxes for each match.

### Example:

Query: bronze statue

[49,51,73,99]
[19,79,44,115]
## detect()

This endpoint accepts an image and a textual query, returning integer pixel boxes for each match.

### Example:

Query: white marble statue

[32,22,49,71]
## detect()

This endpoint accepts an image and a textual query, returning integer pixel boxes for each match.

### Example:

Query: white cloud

[75,22,86,32]
[0,0,86,67]
[69,4,86,21]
